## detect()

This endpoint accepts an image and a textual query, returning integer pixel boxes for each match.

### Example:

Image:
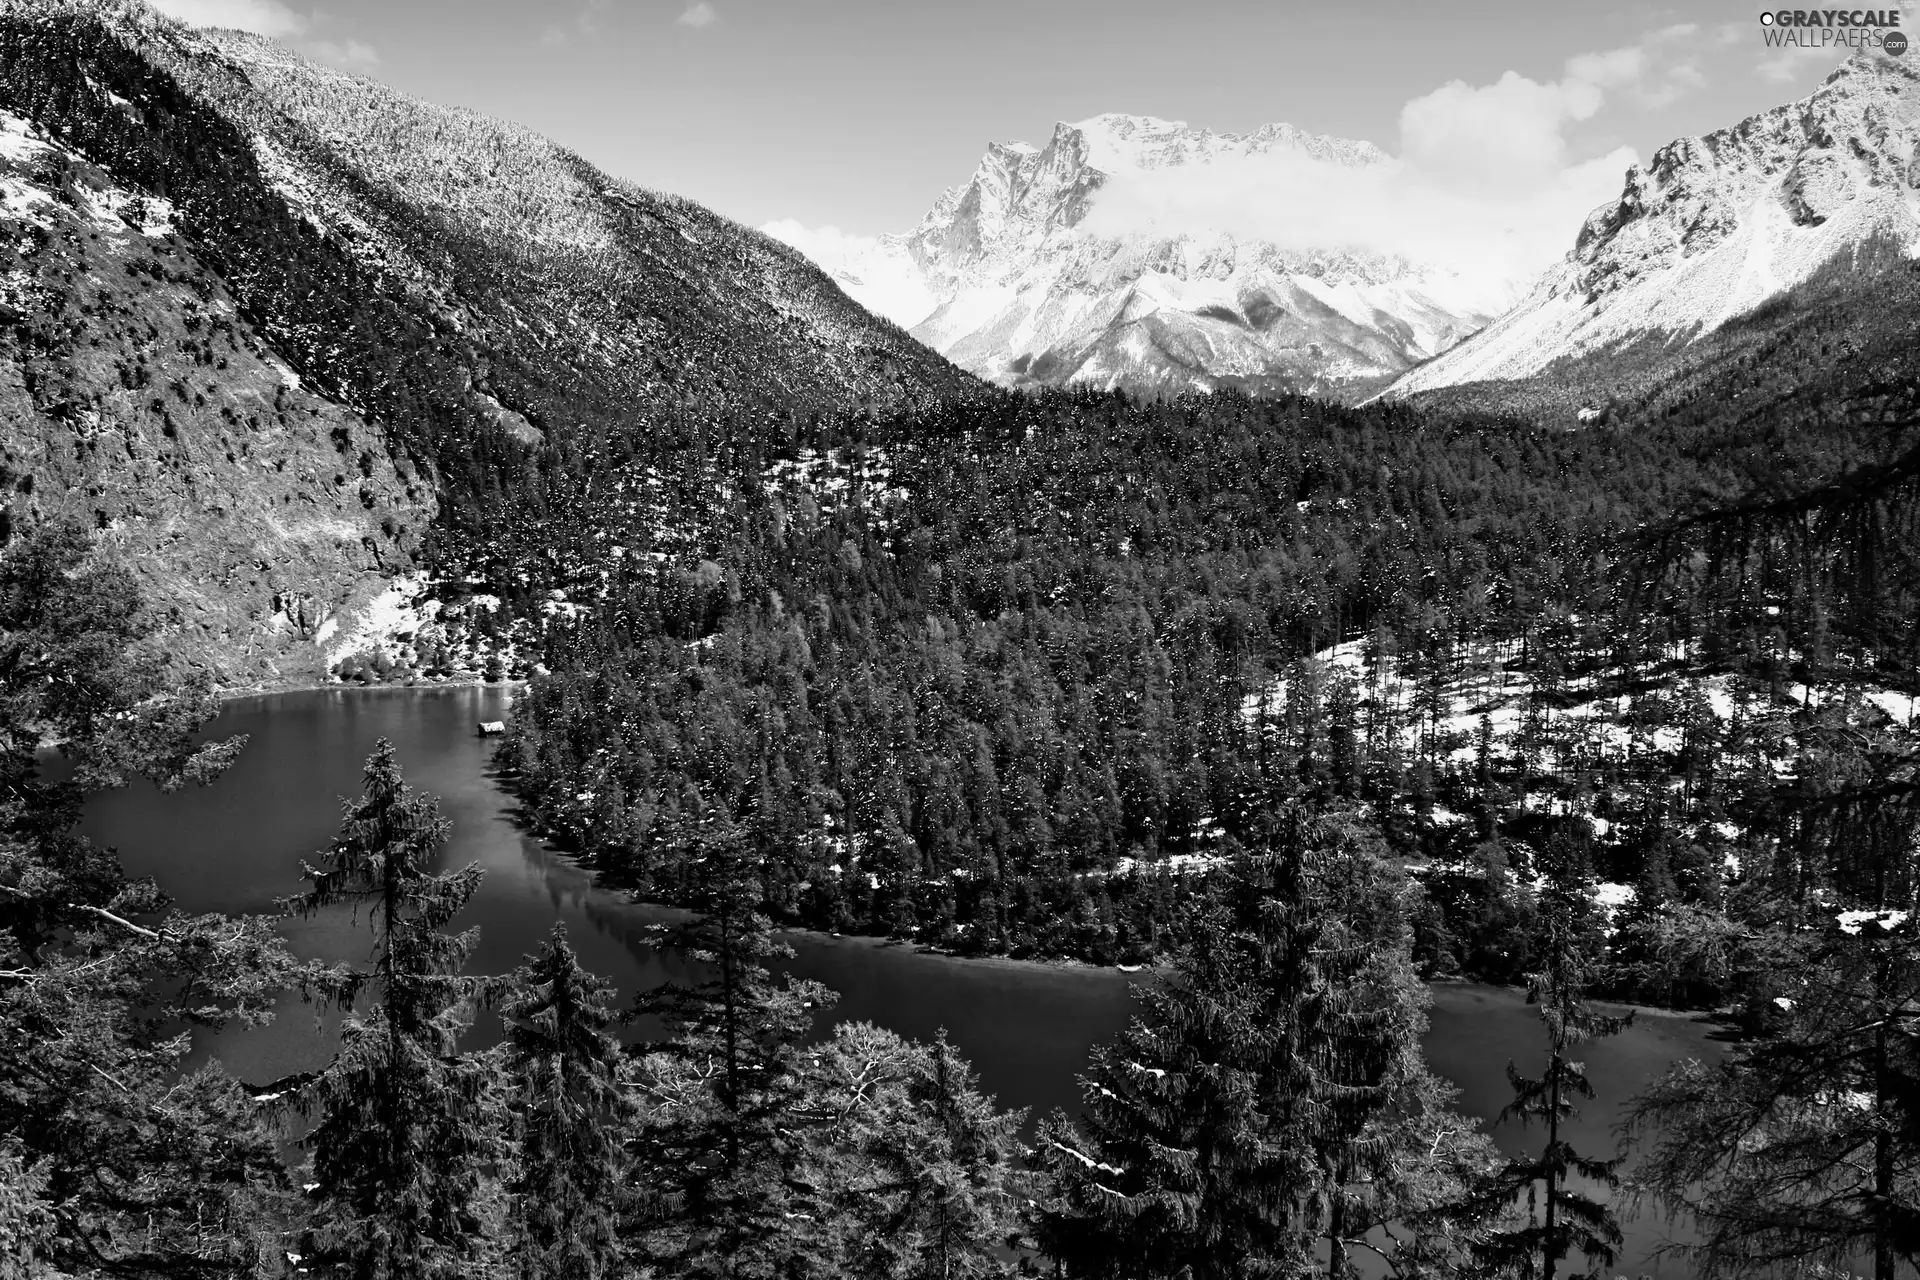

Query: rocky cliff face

[782,114,1509,398]
[0,109,429,687]
[1387,51,1920,397]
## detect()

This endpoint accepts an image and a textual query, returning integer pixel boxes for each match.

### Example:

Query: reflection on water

[83,685,1720,1275]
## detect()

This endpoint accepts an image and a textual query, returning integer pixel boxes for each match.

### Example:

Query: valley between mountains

[5,2,1920,1274]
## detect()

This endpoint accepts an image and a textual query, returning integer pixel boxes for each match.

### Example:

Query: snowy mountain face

[1388,52,1920,398]
[798,115,1514,398]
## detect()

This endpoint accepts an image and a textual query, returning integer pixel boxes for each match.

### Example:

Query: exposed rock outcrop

[0,109,430,686]
[1386,51,1920,397]
[777,114,1511,398]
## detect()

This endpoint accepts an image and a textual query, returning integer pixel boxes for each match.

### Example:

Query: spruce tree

[798,1022,1026,1280]
[902,1029,1027,1279]
[1031,902,1298,1280]
[287,739,495,1280]
[1470,840,1629,1280]
[1275,812,1499,1279]
[626,805,836,1277]
[501,924,633,1280]
[1034,804,1504,1280]
[1627,909,1920,1279]
[0,526,296,1275]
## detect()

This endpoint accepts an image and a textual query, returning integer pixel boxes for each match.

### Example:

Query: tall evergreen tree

[1627,909,1920,1279]
[501,924,633,1280]
[799,1022,1027,1280]
[1470,841,1629,1280]
[1034,806,1495,1280]
[0,526,296,1275]
[287,740,496,1280]
[901,1029,1028,1280]
[1031,901,1300,1280]
[625,805,836,1278]
[1276,813,1500,1279]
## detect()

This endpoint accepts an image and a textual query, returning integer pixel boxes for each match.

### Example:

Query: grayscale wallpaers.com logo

[1759,9,1907,55]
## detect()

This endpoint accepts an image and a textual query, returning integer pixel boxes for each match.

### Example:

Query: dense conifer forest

[496,255,1920,1002]
[14,252,1912,1276]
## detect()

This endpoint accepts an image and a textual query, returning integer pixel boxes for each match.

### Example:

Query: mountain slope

[1,107,430,686]
[1387,51,1920,399]
[0,0,976,682]
[783,114,1512,398]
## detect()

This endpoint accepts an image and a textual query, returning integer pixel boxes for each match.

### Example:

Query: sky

[146,0,1906,282]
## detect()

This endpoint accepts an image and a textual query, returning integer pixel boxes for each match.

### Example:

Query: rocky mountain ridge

[786,114,1513,398]
[0,0,974,684]
[1386,50,1920,397]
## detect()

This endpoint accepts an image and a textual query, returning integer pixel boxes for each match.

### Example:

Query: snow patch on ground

[0,111,176,239]
[1837,908,1909,935]
[1595,881,1636,912]
[1243,634,1918,839]
[1110,852,1226,878]
[0,111,46,163]
[322,572,438,667]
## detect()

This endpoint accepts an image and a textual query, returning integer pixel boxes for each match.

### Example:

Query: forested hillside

[0,0,974,678]
[0,105,430,685]
[500,245,1920,984]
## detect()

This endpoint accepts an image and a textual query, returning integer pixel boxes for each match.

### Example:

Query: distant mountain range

[778,53,1920,403]
[1385,51,1920,399]
[777,114,1516,397]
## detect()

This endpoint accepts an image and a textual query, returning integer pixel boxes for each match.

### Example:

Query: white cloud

[148,0,308,38]
[1398,71,1600,191]
[1396,32,1694,190]
[770,26,1765,301]
[149,0,381,68]
[763,220,868,263]
[761,220,937,326]
[544,0,612,45]
[1756,46,1812,84]
[1076,140,1635,293]
[1066,39,1702,290]
[678,2,718,28]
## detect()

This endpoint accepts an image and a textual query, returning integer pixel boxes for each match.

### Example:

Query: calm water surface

[83,686,1721,1276]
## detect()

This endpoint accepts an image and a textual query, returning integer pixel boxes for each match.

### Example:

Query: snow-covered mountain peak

[1386,50,1920,397]
[1058,112,1390,175]
[783,111,1494,397]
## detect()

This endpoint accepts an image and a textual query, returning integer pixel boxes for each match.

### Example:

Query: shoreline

[1425,974,1728,1026]
[200,682,1737,1029]
[211,674,530,706]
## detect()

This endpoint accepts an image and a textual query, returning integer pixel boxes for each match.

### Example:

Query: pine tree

[1031,806,1470,1280]
[626,805,836,1277]
[502,924,633,1280]
[1031,902,1302,1280]
[907,1029,1028,1279]
[1627,909,1920,1279]
[796,1023,1026,1279]
[0,526,296,1275]
[1279,812,1501,1279]
[287,739,496,1280]
[1470,841,1629,1280]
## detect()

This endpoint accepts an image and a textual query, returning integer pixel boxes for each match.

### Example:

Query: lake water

[83,685,1723,1276]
